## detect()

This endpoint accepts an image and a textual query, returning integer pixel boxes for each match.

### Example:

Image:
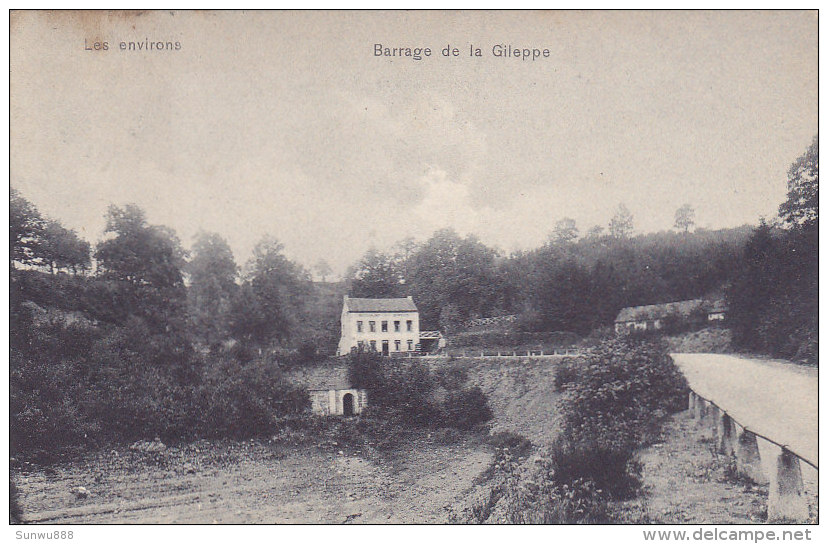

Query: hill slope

[432,357,565,445]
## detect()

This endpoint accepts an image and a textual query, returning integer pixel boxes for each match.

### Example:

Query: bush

[548,438,640,499]
[441,387,492,430]
[665,327,733,354]
[347,351,493,430]
[10,350,99,460]
[199,357,309,439]
[486,431,533,458]
[10,304,311,460]
[553,336,688,497]
[553,356,581,391]
[296,340,319,365]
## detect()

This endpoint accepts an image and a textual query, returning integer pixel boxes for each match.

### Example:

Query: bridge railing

[688,389,816,522]
[408,348,582,358]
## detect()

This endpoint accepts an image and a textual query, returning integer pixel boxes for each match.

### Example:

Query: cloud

[412,168,482,236]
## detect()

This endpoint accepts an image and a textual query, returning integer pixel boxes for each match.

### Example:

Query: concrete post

[735,428,767,484]
[718,412,736,456]
[709,404,722,441]
[688,392,696,416]
[694,397,707,423]
[767,447,808,522]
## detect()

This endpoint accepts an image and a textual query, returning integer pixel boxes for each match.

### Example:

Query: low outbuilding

[289,364,367,416]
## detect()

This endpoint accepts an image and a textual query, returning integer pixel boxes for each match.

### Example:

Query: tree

[405,229,503,329]
[94,204,188,332]
[438,303,464,334]
[609,204,634,239]
[779,134,818,229]
[348,248,403,298]
[584,225,605,240]
[674,204,696,233]
[229,235,310,348]
[726,136,819,363]
[41,220,91,274]
[313,259,333,282]
[531,258,595,335]
[726,221,783,352]
[186,231,238,347]
[551,217,579,245]
[10,188,45,268]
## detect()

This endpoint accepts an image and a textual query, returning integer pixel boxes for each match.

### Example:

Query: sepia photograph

[8,9,818,530]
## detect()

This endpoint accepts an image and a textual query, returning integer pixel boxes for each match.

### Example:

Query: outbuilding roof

[615,299,704,323]
[344,296,418,313]
[288,364,352,391]
[708,299,728,313]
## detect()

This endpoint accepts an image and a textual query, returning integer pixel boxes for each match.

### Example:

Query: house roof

[708,299,728,313]
[344,296,418,313]
[615,299,704,323]
[288,364,352,391]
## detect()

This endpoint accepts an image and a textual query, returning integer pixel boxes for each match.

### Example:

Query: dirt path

[14,435,493,524]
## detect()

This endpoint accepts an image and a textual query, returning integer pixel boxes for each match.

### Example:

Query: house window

[395,340,401,351]
[406,320,413,332]
[370,340,376,351]
[357,341,364,350]
[369,321,376,332]
[407,339,413,351]
[381,321,388,332]
[356,320,363,333]
[394,320,400,332]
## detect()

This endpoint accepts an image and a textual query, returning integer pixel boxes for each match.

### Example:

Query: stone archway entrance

[342,393,355,416]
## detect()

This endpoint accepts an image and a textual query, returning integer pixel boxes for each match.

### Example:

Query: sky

[10,11,818,278]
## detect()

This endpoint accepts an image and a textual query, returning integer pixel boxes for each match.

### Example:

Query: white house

[336,296,420,356]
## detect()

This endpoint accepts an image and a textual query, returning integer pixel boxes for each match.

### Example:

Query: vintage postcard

[8,9,818,534]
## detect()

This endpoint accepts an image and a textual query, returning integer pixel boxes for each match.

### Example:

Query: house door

[342,393,355,416]
[382,340,389,356]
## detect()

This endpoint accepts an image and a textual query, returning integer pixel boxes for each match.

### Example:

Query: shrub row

[347,351,493,430]
[481,336,688,523]
[553,336,688,495]
[10,304,308,462]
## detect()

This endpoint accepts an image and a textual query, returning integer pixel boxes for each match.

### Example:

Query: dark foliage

[347,350,493,430]
[553,356,581,391]
[726,136,818,365]
[10,479,22,524]
[441,387,493,430]
[11,188,91,273]
[552,337,688,497]
[342,225,750,337]
[10,272,309,461]
[727,221,818,364]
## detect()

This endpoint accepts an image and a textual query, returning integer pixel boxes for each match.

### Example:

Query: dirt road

[15,435,493,524]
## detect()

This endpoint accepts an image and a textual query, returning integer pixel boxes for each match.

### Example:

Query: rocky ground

[612,410,818,524]
[13,432,493,524]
